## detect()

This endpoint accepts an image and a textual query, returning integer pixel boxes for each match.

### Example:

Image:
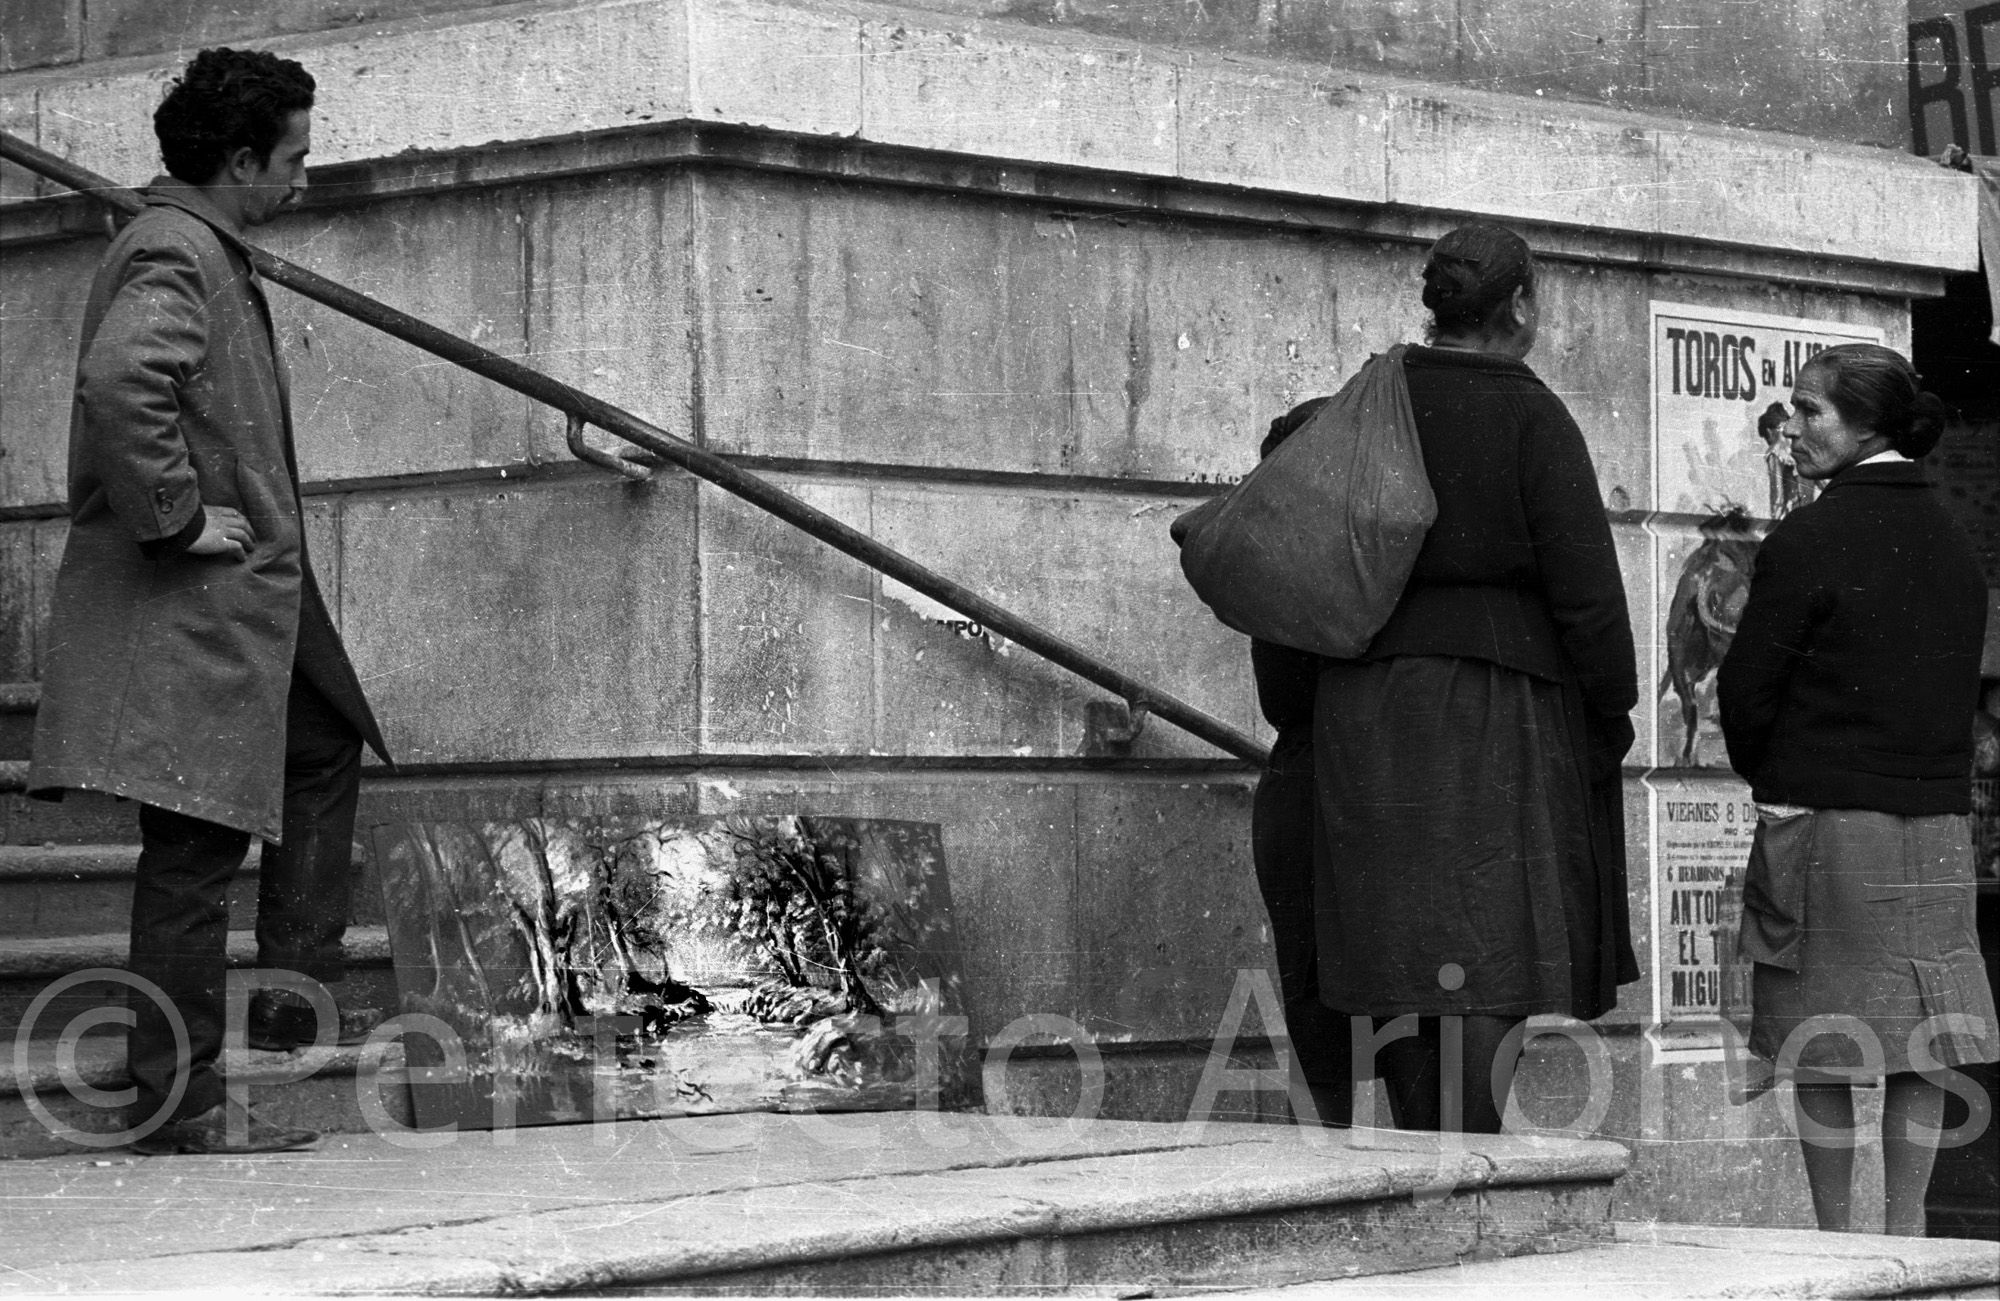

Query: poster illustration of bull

[1655,508,1760,769]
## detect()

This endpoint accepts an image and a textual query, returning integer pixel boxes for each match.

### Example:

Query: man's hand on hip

[186,506,256,560]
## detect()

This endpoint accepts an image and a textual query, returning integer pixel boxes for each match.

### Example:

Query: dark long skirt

[1312,654,1632,1019]
[1252,723,1352,1091]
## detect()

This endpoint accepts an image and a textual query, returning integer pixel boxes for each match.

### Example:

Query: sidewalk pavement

[1231,1223,2000,1298]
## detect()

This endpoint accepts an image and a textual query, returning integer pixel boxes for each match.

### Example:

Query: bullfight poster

[1645,776,1757,1050]
[1649,303,1882,770]
[1645,303,1879,1055]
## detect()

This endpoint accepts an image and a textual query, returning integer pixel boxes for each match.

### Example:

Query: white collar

[1856,449,1913,466]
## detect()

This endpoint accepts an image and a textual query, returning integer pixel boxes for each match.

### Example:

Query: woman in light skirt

[1719,342,2000,1235]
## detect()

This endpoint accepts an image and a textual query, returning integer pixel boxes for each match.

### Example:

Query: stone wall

[0,0,1909,145]
[0,0,1982,1229]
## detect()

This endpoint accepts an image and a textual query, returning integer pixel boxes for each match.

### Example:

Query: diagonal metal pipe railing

[0,131,1269,765]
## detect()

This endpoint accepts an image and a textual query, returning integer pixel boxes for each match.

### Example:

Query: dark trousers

[1251,725,1353,1118]
[126,669,363,1121]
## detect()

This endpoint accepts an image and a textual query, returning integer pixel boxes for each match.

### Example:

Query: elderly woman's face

[1785,368,1879,480]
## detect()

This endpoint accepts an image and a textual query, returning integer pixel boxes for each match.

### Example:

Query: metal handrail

[0,131,1269,765]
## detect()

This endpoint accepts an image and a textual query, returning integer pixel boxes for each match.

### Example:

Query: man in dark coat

[27,48,390,1155]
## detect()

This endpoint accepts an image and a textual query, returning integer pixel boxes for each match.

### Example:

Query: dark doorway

[1914,260,2000,1243]
[1914,269,1998,414]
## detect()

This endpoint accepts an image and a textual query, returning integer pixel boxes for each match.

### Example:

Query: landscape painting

[369,814,968,1131]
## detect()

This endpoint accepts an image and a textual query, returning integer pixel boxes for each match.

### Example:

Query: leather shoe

[130,1103,319,1156]
[246,991,386,1052]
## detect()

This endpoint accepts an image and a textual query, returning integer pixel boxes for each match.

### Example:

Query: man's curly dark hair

[154,48,316,185]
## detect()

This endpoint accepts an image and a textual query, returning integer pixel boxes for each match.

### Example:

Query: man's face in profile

[239,109,310,226]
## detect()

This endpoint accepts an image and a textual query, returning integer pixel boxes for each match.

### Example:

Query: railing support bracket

[567,413,653,481]
[1083,699,1152,757]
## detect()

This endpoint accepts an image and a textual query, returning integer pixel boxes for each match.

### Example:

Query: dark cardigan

[1718,461,1985,815]
[1357,346,1637,722]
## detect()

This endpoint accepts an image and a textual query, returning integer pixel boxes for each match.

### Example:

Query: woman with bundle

[1310,223,1639,1131]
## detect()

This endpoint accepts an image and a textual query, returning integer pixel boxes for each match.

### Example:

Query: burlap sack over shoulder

[1170,346,1436,658]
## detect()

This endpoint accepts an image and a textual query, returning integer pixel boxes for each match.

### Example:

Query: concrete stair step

[0,843,255,937]
[0,926,398,1044]
[0,788,139,845]
[0,1119,1631,1293]
[0,1029,414,1159]
[0,684,34,760]
[1233,1221,2000,1298]
[0,841,389,938]
[0,925,392,981]
[0,842,138,877]
[0,961,403,1050]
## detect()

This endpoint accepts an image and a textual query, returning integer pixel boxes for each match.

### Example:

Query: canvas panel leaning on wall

[370,814,969,1131]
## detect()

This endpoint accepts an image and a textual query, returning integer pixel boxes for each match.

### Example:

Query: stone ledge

[0,0,1975,272]
[0,1115,1625,1294]
[4,122,1943,300]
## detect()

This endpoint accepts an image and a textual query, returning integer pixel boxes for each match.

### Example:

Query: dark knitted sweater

[1718,461,1985,815]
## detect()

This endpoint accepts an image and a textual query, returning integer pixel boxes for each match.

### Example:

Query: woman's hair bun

[1904,389,1949,458]
[1420,222,1534,332]
[1420,254,1481,315]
